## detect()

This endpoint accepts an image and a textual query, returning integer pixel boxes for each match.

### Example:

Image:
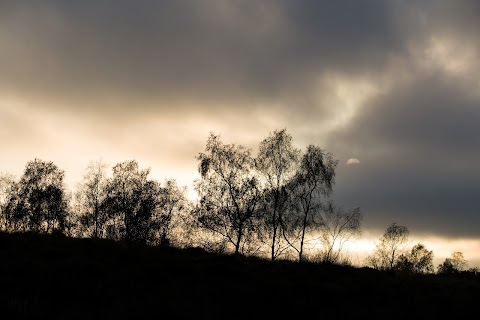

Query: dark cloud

[0,0,408,117]
[416,0,480,39]
[332,73,480,155]
[329,73,480,237]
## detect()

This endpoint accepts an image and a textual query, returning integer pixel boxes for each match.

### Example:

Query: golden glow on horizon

[344,239,376,253]
[341,236,480,269]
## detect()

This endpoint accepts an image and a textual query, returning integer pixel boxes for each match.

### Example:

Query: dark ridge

[0,232,478,319]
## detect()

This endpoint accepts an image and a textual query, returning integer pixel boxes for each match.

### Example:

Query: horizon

[3,154,480,269]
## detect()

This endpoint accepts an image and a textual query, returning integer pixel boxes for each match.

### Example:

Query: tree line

[0,129,476,275]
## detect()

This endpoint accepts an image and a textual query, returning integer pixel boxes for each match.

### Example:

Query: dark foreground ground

[0,232,479,319]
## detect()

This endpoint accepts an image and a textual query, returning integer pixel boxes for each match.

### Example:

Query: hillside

[0,232,478,319]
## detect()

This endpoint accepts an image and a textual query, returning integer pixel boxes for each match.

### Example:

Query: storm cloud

[1,1,480,244]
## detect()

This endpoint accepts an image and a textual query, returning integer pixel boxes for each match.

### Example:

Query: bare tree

[315,203,362,264]
[5,159,69,233]
[283,145,338,262]
[256,128,300,260]
[437,251,468,275]
[103,160,158,243]
[75,160,109,238]
[150,179,189,247]
[395,243,434,274]
[366,222,410,270]
[0,172,16,232]
[194,133,262,255]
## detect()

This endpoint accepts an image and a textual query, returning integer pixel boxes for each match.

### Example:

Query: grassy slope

[0,232,478,319]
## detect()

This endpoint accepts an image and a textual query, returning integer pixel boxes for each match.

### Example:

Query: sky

[1,0,479,268]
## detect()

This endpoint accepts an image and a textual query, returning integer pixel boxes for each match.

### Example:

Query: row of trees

[0,159,190,247]
[193,130,362,262]
[366,222,476,275]
[0,129,361,263]
[0,129,475,274]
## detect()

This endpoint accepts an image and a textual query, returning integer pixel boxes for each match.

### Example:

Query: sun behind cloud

[346,158,360,165]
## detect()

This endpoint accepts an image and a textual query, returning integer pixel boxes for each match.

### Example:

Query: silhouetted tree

[283,145,338,261]
[315,203,362,264]
[256,128,300,260]
[437,251,468,275]
[5,159,68,233]
[150,179,189,247]
[467,267,479,275]
[194,133,262,255]
[75,160,109,238]
[395,243,434,274]
[103,160,158,243]
[366,223,410,270]
[0,172,16,231]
